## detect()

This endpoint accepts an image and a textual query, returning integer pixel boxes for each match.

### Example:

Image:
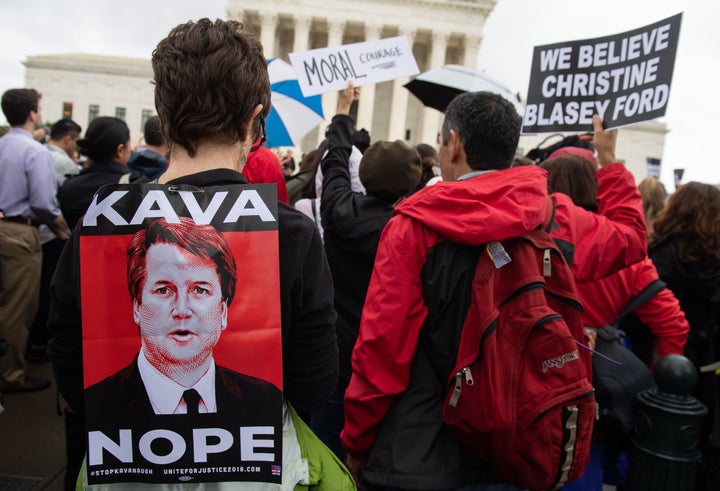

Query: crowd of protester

[0,16,719,491]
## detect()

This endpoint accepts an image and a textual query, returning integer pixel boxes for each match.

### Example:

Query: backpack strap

[542,196,558,233]
[544,196,557,233]
[311,198,321,224]
[612,278,667,327]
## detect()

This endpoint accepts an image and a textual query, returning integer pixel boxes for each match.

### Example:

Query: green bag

[287,404,355,491]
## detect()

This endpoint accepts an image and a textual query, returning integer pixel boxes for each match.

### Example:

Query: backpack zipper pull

[449,371,464,407]
[449,367,474,408]
[463,367,474,386]
[543,249,552,277]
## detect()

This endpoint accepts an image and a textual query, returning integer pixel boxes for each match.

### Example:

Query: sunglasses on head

[249,118,266,153]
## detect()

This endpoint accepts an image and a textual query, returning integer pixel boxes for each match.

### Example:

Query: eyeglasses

[249,118,266,153]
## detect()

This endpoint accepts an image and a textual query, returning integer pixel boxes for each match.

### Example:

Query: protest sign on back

[80,184,283,485]
[522,13,682,134]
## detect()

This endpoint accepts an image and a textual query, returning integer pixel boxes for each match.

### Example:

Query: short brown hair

[143,115,164,147]
[1,88,41,126]
[151,18,271,157]
[540,155,598,213]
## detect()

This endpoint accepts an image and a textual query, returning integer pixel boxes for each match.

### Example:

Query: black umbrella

[404,64,523,113]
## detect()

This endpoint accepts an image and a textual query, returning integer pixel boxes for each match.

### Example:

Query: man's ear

[133,300,141,325]
[220,301,228,330]
[448,129,462,163]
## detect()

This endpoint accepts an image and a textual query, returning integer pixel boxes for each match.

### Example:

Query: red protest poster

[80,184,282,485]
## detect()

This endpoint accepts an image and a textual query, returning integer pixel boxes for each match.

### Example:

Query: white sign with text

[289,36,419,96]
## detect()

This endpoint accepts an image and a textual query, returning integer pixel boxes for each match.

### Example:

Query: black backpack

[591,279,666,450]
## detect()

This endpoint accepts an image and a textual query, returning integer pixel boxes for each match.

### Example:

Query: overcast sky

[1,0,717,189]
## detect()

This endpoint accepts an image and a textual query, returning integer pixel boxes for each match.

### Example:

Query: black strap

[544,196,558,233]
[311,198,322,224]
[612,278,667,327]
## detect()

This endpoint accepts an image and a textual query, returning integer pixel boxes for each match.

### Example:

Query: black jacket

[320,114,396,389]
[48,168,338,415]
[285,170,313,206]
[59,161,143,230]
[649,239,720,447]
[649,240,720,367]
[127,149,168,180]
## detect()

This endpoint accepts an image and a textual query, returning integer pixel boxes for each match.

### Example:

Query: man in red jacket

[341,91,647,491]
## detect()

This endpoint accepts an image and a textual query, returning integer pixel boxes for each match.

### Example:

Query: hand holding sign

[289,36,419,97]
[590,115,618,168]
[337,81,359,115]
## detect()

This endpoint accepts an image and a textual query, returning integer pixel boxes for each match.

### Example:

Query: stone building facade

[229,0,493,149]
[24,54,156,147]
[22,0,667,182]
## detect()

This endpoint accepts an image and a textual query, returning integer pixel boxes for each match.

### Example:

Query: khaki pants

[0,221,41,386]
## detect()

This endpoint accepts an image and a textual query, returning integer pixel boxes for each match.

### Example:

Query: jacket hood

[394,165,550,245]
[128,149,168,180]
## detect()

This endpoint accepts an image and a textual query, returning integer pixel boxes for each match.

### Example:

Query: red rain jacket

[341,163,647,461]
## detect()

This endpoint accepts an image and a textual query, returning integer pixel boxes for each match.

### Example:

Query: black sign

[522,13,682,133]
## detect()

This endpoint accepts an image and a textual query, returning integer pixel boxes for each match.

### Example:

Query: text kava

[83,189,276,227]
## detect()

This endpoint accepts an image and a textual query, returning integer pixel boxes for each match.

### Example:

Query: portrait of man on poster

[84,216,280,419]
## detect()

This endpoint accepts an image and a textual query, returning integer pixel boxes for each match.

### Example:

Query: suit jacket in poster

[85,356,281,426]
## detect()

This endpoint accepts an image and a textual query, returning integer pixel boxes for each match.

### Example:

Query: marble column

[356,24,383,133]
[421,30,449,145]
[317,20,346,146]
[260,13,278,59]
[292,15,312,54]
[388,27,416,141]
[464,35,482,69]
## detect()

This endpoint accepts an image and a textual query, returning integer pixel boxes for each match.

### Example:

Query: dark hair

[652,182,720,273]
[540,155,599,213]
[77,117,130,162]
[152,18,271,157]
[411,143,438,192]
[1,88,41,126]
[511,156,535,168]
[127,217,237,306]
[415,143,438,162]
[441,91,521,170]
[143,115,164,146]
[50,118,82,141]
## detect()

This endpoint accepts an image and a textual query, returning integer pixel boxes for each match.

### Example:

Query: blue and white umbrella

[266,58,324,148]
